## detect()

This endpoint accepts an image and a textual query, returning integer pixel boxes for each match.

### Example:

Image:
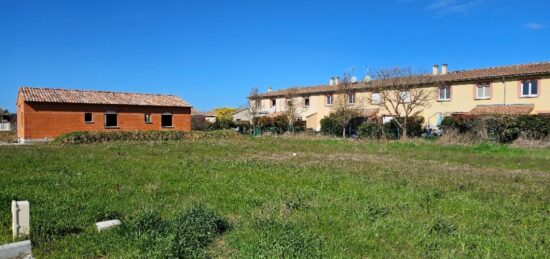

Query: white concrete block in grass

[0,240,32,259]
[96,219,121,232]
[11,201,30,238]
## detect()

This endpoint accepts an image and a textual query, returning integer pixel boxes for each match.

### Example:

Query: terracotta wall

[18,101,191,140]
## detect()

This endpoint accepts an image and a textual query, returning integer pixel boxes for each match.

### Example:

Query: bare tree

[248,87,262,128]
[284,87,301,132]
[367,67,437,139]
[330,73,363,138]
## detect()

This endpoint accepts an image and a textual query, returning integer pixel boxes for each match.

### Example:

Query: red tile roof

[258,62,550,97]
[19,87,191,107]
[469,104,534,115]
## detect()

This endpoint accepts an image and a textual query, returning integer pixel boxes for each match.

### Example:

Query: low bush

[358,117,424,139]
[211,118,235,130]
[320,116,342,136]
[440,115,550,143]
[252,115,304,134]
[357,123,383,139]
[191,116,214,131]
[0,131,16,142]
[55,130,244,144]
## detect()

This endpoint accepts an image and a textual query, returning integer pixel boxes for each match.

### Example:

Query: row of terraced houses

[253,62,550,131]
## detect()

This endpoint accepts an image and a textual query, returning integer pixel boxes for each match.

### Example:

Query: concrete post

[12,201,30,238]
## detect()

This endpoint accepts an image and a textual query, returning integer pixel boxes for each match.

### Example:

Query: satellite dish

[363,75,372,82]
[350,76,358,83]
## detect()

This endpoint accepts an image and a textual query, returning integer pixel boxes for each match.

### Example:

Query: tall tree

[331,73,362,138]
[248,87,262,128]
[367,67,437,139]
[283,87,301,132]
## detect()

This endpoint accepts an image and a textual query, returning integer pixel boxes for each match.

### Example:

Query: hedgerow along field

[0,133,549,257]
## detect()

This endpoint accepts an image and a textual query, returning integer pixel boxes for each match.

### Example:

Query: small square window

[144,114,152,124]
[271,99,276,107]
[304,97,310,107]
[84,112,93,123]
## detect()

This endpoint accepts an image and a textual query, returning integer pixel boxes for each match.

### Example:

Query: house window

[348,93,356,104]
[104,112,118,128]
[84,112,93,123]
[271,99,276,107]
[476,83,491,99]
[401,91,411,103]
[161,113,173,127]
[439,85,451,101]
[382,115,394,124]
[144,114,152,124]
[371,92,381,104]
[326,94,333,105]
[521,80,538,97]
[304,97,310,107]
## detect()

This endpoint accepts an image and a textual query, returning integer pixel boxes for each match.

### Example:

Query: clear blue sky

[1,0,549,112]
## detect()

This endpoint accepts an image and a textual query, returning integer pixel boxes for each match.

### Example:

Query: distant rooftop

[19,86,191,107]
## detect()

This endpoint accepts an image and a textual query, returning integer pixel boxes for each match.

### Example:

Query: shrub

[251,115,302,134]
[212,118,235,130]
[55,130,244,144]
[191,116,213,131]
[320,116,342,136]
[358,122,383,139]
[440,115,550,143]
[358,117,424,139]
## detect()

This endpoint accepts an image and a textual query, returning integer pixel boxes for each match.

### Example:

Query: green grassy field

[0,136,549,258]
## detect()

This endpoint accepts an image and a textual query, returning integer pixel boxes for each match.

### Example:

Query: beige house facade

[254,62,550,131]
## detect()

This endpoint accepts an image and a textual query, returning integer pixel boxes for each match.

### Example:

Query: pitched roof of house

[19,87,191,107]
[469,104,535,115]
[232,108,248,115]
[258,62,550,97]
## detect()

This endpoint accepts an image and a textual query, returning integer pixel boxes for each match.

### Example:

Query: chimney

[432,65,439,75]
[267,87,272,93]
[334,76,340,85]
[329,77,335,86]
[441,64,448,75]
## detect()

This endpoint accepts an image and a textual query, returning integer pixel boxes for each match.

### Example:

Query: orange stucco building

[17,87,192,142]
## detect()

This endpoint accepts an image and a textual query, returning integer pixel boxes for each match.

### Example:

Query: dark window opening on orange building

[161,113,173,127]
[105,112,118,128]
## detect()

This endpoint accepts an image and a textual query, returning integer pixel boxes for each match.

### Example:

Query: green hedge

[440,115,550,143]
[320,116,342,136]
[253,115,305,134]
[55,130,244,144]
[357,117,424,139]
